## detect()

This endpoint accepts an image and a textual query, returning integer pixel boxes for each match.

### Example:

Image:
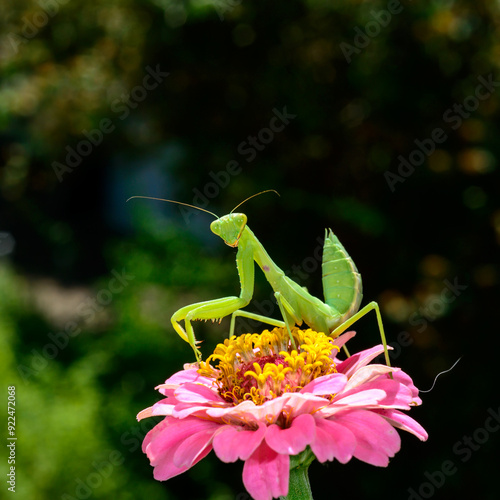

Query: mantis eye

[210,220,220,234]
[237,214,247,227]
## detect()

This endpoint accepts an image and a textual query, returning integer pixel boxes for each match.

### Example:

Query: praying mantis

[128,191,391,367]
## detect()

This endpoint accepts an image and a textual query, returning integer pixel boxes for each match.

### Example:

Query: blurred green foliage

[1,0,499,499]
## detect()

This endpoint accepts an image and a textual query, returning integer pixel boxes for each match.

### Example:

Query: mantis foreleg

[171,237,255,362]
[172,296,251,362]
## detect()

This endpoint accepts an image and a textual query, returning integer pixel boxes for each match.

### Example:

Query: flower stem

[280,449,315,500]
[281,464,313,500]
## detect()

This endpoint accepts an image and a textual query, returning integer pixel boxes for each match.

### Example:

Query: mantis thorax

[210,213,247,247]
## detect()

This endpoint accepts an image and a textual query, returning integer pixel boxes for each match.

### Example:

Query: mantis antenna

[126,196,219,219]
[420,356,462,393]
[230,189,280,214]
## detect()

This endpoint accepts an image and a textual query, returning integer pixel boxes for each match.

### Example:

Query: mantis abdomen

[322,229,363,328]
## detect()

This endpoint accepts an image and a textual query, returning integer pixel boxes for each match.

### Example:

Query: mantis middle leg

[229,310,286,338]
[228,292,300,349]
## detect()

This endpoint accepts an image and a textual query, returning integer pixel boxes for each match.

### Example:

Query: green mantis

[128,192,391,367]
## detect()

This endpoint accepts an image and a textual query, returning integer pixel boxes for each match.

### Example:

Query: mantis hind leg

[330,301,391,368]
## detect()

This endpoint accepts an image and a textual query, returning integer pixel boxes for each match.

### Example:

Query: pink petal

[367,379,413,408]
[138,398,175,419]
[153,444,211,481]
[213,423,267,462]
[153,386,177,398]
[336,379,413,409]
[173,423,221,468]
[173,401,227,419]
[283,392,331,418]
[336,410,401,467]
[332,388,388,407]
[343,364,396,392]
[243,441,289,500]
[301,373,347,395]
[137,406,154,420]
[208,392,329,426]
[332,330,357,350]
[211,393,328,425]
[174,382,225,404]
[145,418,217,472]
[142,418,170,453]
[206,396,288,425]
[156,369,213,396]
[336,345,388,376]
[375,409,429,441]
[391,370,422,403]
[142,418,216,481]
[265,414,316,455]
[310,417,356,463]
[164,368,213,387]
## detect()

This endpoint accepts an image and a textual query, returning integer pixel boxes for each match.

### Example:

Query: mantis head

[210,213,247,247]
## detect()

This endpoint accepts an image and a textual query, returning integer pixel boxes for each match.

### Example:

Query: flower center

[198,327,339,405]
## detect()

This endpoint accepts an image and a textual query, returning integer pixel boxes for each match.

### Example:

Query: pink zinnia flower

[138,327,428,500]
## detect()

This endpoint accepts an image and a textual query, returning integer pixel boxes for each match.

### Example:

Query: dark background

[1,1,499,499]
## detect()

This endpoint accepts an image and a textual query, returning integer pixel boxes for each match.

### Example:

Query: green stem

[280,464,313,500]
[279,449,315,500]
